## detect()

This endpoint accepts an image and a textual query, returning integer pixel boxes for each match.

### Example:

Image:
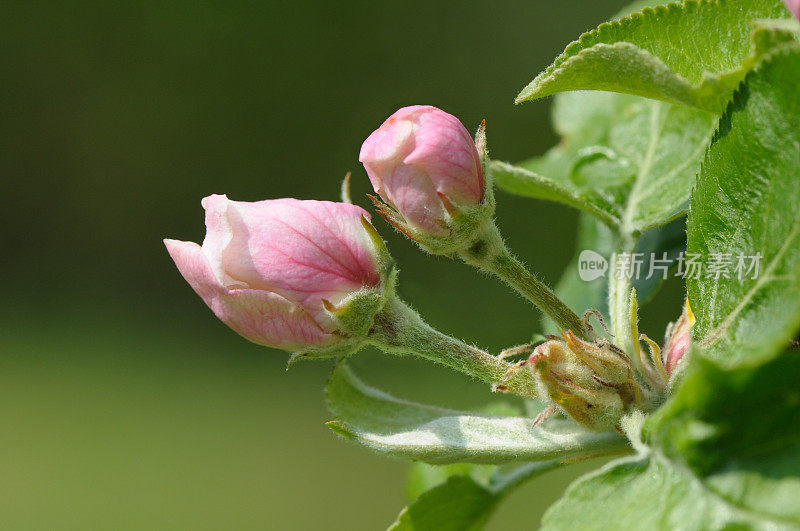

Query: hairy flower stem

[458,221,590,340]
[608,234,639,359]
[369,296,539,399]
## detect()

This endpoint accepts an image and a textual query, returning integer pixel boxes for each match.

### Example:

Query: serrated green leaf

[516,0,795,113]
[497,90,716,232]
[325,362,629,464]
[545,350,800,529]
[616,0,673,18]
[687,46,800,368]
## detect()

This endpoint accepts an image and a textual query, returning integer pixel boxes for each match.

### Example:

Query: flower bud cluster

[164,103,692,433]
[530,331,640,431]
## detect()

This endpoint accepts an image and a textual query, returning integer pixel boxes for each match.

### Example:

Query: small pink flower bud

[359,105,485,236]
[784,0,800,20]
[165,195,385,352]
[664,301,695,376]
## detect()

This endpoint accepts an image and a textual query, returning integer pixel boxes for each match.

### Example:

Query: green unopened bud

[530,331,642,431]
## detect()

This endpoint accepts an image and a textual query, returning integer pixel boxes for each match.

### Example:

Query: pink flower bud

[165,195,384,351]
[664,301,695,376]
[784,0,800,20]
[359,105,484,235]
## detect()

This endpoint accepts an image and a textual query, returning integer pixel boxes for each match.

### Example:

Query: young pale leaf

[391,461,561,531]
[544,350,800,529]
[497,90,716,232]
[404,402,521,499]
[687,46,800,368]
[521,91,639,187]
[325,362,629,464]
[516,0,794,113]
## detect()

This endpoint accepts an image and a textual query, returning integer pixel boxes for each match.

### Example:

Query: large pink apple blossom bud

[164,195,388,354]
[359,106,486,241]
[784,0,800,20]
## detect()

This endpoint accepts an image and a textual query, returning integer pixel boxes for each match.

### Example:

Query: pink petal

[381,163,448,235]
[784,0,800,21]
[202,196,381,317]
[164,238,334,350]
[200,194,237,287]
[665,334,690,376]
[404,109,484,204]
[359,118,415,197]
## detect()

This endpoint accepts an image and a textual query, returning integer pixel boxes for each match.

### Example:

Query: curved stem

[369,296,539,399]
[458,221,590,340]
[608,233,639,358]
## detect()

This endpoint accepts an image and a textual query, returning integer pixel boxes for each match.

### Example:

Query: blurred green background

[2,1,685,529]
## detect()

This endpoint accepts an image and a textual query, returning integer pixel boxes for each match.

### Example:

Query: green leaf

[516,0,795,113]
[648,351,800,525]
[406,462,496,501]
[404,403,540,499]
[687,46,800,368]
[489,160,620,228]
[543,454,767,529]
[325,362,629,464]
[616,0,673,18]
[404,402,522,499]
[521,90,637,186]
[609,98,715,232]
[544,350,800,529]
[391,461,560,531]
[390,475,497,531]
[496,90,716,232]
